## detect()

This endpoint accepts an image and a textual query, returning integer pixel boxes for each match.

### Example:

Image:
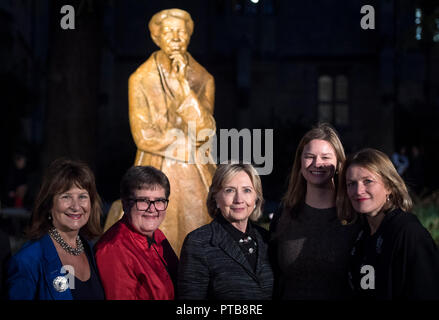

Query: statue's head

[148,9,194,57]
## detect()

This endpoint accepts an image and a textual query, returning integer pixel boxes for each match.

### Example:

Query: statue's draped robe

[104,51,216,255]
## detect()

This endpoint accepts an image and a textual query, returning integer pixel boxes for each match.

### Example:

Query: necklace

[49,227,84,256]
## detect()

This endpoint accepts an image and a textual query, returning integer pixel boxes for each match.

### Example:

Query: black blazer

[177,217,274,300]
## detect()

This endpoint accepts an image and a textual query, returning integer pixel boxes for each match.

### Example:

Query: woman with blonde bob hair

[178,163,273,300]
[337,148,439,299]
[337,148,412,224]
[271,123,360,300]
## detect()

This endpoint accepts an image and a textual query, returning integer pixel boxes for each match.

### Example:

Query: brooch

[53,276,69,292]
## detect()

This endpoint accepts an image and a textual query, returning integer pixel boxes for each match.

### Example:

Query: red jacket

[95,215,178,300]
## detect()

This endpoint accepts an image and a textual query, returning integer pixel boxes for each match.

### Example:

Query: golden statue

[104,9,216,255]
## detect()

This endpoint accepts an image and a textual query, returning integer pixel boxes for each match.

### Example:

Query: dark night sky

[1,0,438,213]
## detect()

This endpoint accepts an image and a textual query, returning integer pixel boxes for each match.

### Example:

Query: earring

[386,194,390,202]
[48,215,52,220]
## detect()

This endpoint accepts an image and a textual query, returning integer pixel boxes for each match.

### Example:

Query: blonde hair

[281,123,346,214]
[148,9,194,47]
[337,148,413,223]
[206,163,264,221]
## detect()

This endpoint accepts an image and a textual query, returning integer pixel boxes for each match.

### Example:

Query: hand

[170,53,187,80]
[170,53,190,96]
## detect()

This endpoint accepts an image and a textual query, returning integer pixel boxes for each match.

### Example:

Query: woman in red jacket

[95,166,178,300]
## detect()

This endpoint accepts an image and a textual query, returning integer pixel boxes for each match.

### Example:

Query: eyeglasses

[130,198,169,211]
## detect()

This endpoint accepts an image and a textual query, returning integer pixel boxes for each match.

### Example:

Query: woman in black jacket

[337,148,439,299]
[177,163,273,300]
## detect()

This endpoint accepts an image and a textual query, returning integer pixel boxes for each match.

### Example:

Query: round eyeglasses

[130,198,169,211]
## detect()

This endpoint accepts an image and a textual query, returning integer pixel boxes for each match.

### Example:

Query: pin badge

[53,276,69,292]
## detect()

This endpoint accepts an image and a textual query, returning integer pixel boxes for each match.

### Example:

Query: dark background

[1,0,438,217]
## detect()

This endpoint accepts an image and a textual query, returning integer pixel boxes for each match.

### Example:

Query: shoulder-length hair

[26,158,103,240]
[281,123,346,214]
[336,148,413,223]
[206,163,264,222]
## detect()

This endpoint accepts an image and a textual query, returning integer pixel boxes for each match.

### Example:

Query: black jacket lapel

[210,219,257,280]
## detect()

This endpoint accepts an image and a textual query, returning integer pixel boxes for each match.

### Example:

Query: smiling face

[215,171,257,229]
[301,139,338,187]
[127,186,167,238]
[346,165,391,218]
[51,186,91,233]
[157,16,190,57]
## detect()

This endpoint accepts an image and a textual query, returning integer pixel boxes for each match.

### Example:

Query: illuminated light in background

[415,8,422,41]
[250,0,259,4]
[416,26,422,40]
[434,18,439,43]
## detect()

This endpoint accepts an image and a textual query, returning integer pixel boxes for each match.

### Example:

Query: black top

[217,214,258,272]
[271,203,360,300]
[349,209,439,300]
[70,240,105,300]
